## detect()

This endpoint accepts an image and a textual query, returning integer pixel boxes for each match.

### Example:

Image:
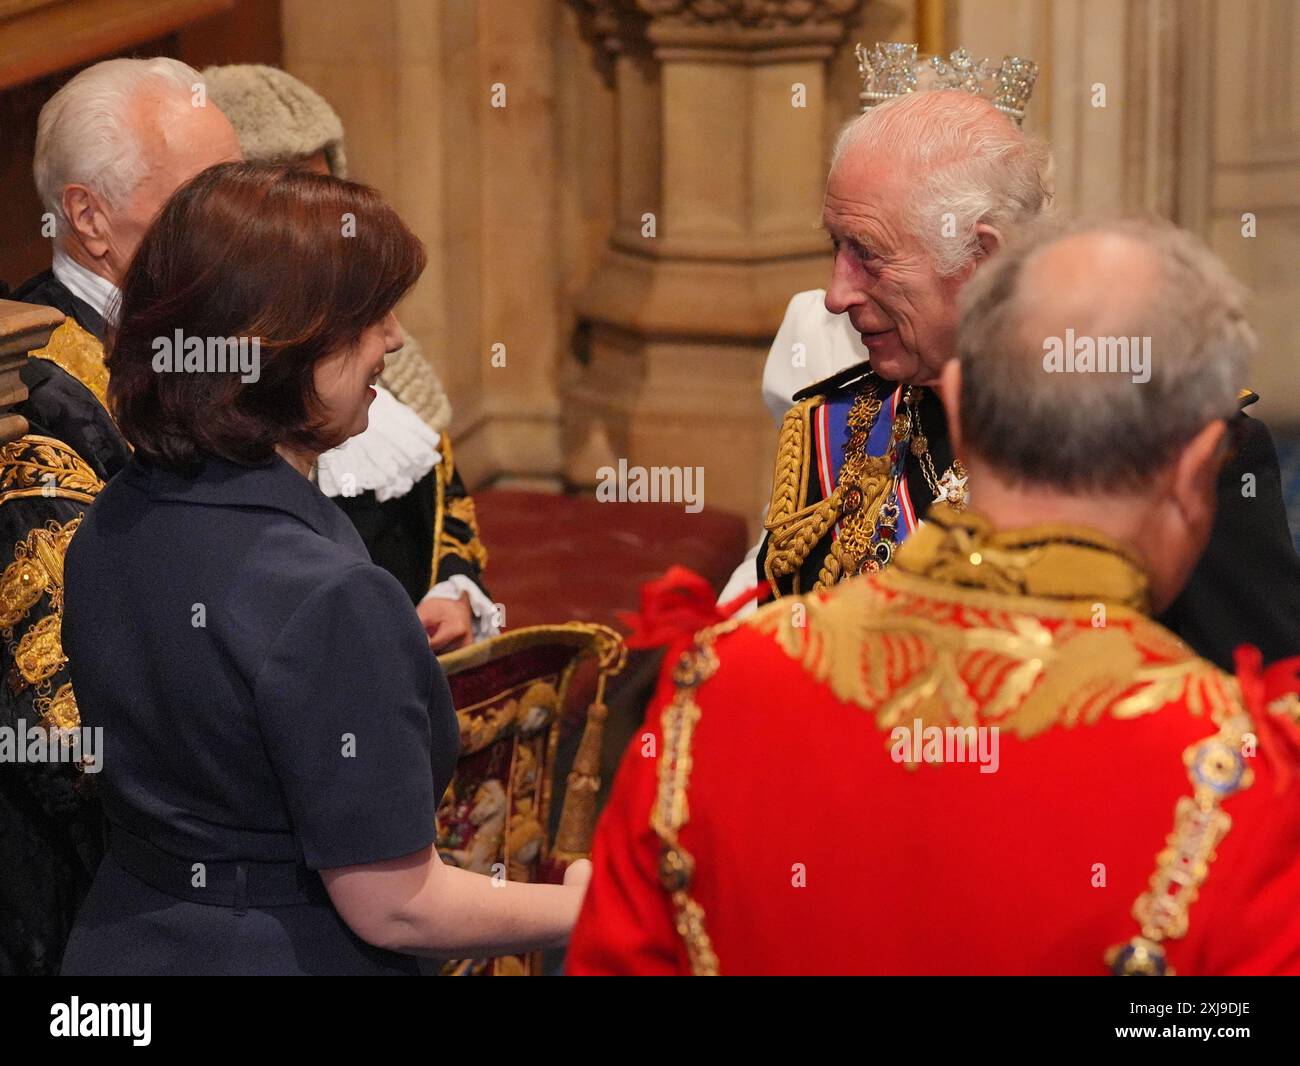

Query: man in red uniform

[568,218,1300,976]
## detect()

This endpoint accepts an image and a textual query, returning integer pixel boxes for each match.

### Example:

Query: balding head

[1015,231,1166,349]
[947,217,1255,611]
[956,217,1251,490]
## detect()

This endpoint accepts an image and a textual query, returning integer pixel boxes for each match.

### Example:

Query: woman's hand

[418,593,473,652]
[323,847,592,957]
[563,857,593,893]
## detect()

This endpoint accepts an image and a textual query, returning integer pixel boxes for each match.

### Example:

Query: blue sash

[815,384,921,545]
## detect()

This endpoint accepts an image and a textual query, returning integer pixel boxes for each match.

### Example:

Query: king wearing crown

[569,219,1300,976]
[725,42,1300,675]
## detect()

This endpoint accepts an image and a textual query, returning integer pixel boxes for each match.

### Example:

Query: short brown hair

[109,161,426,471]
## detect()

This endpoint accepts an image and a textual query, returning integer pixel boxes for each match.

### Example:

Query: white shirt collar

[52,248,120,325]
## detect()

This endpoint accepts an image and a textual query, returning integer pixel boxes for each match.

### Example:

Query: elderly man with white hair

[0,57,239,976]
[570,217,1300,976]
[733,82,1300,674]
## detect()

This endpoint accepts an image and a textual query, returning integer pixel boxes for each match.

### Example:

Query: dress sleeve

[252,562,448,870]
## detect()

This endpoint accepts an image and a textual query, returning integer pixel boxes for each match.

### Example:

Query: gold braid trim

[651,621,742,975]
[1106,697,1255,976]
[432,433,489,576]
[0,435,102,507]
[763,397,838,596]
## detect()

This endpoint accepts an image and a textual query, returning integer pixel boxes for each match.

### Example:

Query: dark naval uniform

[756,364,1300,671]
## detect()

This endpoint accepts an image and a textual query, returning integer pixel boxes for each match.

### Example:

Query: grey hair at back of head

[34,57,202,235]
[956,216,1255,491]
[831,90,1053,275]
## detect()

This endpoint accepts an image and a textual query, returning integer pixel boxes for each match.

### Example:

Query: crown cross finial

[856,41,1038,125]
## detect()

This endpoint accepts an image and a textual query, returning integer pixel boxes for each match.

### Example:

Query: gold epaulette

[29,318,110,410]
[0,434,103,508]
[762,397,842,596]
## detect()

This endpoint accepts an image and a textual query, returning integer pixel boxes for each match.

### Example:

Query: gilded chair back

[435,622,625,976]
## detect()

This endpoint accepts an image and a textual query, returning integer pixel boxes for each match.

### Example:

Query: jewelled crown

[856,42,1039,125]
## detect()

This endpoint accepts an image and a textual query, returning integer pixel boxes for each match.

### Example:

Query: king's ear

[974,223,1003,260]
[938,359,963,458]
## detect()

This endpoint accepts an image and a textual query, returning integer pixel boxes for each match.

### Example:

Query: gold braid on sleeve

[0,517,88,735]
[432,433,489,575]
[762,398,841,596]
[0,437,103,741]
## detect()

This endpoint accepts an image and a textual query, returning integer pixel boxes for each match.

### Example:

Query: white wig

[34,56,203,235]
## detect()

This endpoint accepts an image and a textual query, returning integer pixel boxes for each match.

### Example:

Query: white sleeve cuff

[422,574,501,641]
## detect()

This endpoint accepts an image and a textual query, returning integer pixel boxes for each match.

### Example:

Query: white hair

[831,90,1053,276]
[34,57,203,236]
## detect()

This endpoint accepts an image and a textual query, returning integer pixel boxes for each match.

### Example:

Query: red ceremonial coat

[567,506,1300,976]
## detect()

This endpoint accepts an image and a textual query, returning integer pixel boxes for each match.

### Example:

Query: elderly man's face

[77,89,242,283]
[822,150,976,387]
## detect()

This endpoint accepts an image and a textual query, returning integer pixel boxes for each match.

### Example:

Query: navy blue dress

[59,453,460,975]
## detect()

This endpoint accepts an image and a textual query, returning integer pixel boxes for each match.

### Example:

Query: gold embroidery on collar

[1106,700,1254,975]
[749,572,1234,744]
[894,503,1151,613]
[29,318,110,409]
[651,622,742,976]
[0,435,103,507]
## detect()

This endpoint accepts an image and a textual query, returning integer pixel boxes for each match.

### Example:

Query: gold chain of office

[833,383,968,576]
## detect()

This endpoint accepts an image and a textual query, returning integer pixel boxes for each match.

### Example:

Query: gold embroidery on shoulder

[0,435,103,507]
[749,575,1233,744]
[1106,694,1254,975]
[29,318,110,409]
[650,622,742,976]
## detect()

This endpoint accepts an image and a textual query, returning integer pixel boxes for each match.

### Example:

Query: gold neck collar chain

[893,502,1152,614]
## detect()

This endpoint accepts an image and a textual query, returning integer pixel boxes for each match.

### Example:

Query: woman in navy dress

[60,162,588,975]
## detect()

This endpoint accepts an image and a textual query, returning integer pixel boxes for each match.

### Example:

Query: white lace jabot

[315,384,442,502]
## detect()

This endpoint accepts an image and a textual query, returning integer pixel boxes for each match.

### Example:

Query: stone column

[567,0,863,525]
